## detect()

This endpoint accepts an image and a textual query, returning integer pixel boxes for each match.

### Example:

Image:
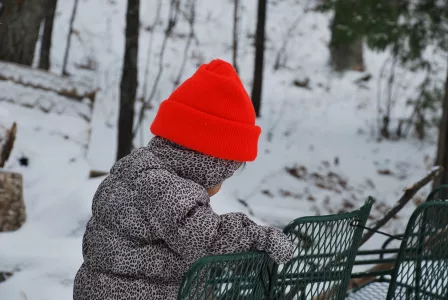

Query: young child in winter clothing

[73,59,293,300]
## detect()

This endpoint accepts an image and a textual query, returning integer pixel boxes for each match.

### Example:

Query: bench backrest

[177,251,270,299]
[425,184,448,201]
[386,200,448,299]
[269,197,374,299]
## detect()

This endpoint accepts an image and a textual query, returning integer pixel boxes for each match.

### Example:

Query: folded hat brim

[150,100,261,162]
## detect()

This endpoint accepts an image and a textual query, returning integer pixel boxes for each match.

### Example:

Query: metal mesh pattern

[425,185,448,201]
[346,281,390,300]
[177,251,270,299]
[269,197,374,300]
[386,200,448,299]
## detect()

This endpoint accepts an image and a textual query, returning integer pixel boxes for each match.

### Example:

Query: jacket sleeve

[144,171,293,264]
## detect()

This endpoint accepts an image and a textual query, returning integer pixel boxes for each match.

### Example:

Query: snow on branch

[0,61,97,103]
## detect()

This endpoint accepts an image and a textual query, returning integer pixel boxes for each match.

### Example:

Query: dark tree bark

[38,0,58,70]
[329,1,365,72]
[232,0,240,74]
[330,36,364,72]
[433,65,448,194]
[251,0,267,118]
[0,0,48,65]
[116,0,140,161]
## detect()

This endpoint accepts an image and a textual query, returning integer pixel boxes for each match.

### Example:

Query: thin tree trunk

[251,0,267,118]
[38,0,58,70]
[62,0,79,76]
[116,0,140,161]
[232,0,240,74]
[133,0,179,138]
[433,64,448,195]
[0,0,48,65]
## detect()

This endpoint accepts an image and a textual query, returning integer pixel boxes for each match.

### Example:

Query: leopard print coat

[73,137,293,300]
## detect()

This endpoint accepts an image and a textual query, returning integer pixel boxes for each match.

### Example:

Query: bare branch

[173,0,197,88]
[141,0,163,103]
[133,0,180,137]
[273,13,303,71]
[359,166,443,246]
[232,0,240,73]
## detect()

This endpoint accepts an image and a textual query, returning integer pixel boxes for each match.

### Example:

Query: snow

[0,0,444,299]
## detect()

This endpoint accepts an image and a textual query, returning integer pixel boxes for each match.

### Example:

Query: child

[73,59,293,300]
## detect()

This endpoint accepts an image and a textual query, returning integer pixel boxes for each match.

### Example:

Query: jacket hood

[147,137,242,189]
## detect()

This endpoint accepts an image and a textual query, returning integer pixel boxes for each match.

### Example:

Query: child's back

[73,60,293,300]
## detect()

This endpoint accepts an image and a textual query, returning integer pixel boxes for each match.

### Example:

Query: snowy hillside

[0,0,443,299]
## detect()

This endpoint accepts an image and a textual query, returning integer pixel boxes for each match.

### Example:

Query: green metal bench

[350,185,448,278]
[268,197,374,299]
[177,251,271,299]
[425,184,448,202]
[177,197,374,299]
[346,200,448,299]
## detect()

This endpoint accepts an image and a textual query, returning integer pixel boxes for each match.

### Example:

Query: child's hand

[264,228,294,264]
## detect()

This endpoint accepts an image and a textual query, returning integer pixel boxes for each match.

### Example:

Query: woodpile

[0,122,26,232]
[0,171,25,232]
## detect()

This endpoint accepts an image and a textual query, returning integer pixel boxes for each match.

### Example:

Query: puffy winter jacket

[73,137,293,300]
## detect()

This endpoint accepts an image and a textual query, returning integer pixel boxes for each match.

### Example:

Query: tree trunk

[0,0,48,65]
[329,0,365,72]
[61,0,79,76]
[433,64,448,196]
[330,37,364,72]
[0,171,26,232]
[232,0,240,74]
[116,0,140,161]
[38,0,58,70]
[251,0,267,118]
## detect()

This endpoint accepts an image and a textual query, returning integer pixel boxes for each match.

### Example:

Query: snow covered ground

[0,0,444,299]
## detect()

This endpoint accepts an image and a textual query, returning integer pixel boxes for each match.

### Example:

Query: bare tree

[116,0,140,161]
[433,64,448,194]
[133,0,180,137]
[173,0,197,88]
[39,0,58,70]
[61,0,79,76]
[0,0,48,65]
[232,0,240,73]
[251,0,267,117]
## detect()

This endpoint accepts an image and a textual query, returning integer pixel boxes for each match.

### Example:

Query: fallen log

[0,73,97,103]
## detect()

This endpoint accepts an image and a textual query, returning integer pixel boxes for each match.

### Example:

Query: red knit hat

[150,59,261,162]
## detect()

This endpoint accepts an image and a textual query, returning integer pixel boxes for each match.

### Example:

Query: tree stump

[0,122,17,168]
[0,171,26,232]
